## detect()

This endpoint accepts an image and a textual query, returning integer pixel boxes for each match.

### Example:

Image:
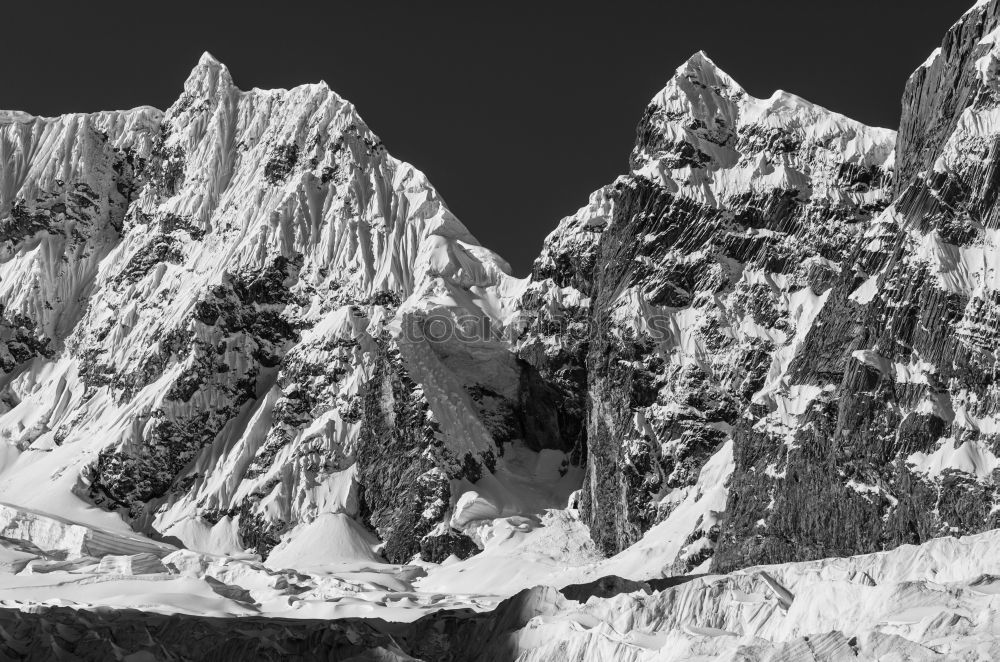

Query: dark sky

[2,1,968,275]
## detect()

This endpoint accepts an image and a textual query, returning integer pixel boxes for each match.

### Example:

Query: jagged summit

[655,50,895,138]
[676,50,729,77]
[671,50,743,92]
[628,50,895,211]
[180,50,235,103]
[197,50,224,67]
[182,51,339,101]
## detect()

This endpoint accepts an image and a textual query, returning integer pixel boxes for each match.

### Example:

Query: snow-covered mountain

[4,1,1000,659]
[0,53,548,569]
[520,50,896,573]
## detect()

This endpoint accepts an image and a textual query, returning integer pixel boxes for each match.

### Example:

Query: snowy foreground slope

[4,0,1000,659]
[5,520,1000,659]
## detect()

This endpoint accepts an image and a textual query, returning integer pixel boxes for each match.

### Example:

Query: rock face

[517,0,1000,575]
[716,0,1000,571]
[2,0,1000,599]
[519,51,895,571]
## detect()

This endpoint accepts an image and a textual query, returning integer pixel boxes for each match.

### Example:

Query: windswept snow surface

[508,530,1000,660]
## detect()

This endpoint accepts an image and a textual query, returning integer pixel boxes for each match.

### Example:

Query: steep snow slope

[0,106,161,345]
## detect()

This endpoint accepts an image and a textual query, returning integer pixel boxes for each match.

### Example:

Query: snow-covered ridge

[633,50,895,211]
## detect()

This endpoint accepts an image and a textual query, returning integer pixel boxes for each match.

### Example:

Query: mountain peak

[181,50,234,102]
[641,51,746,136]
[198,51,223,67]
[673,50,743,93]
[683,50,717,70]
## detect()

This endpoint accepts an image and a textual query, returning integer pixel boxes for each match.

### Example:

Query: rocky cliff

[513,0,1000,577]
[519,51,896,572]
[715,0,1000,571]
